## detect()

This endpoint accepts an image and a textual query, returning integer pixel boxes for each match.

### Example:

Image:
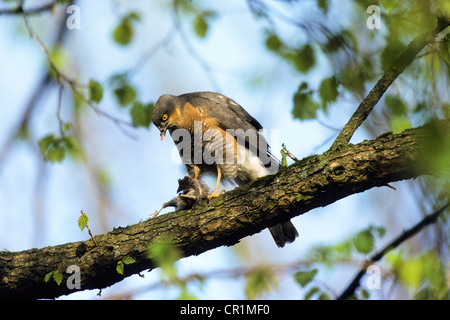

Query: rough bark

[1,119,449,299]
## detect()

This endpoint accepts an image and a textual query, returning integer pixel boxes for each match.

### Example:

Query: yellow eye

[162,114,168,121]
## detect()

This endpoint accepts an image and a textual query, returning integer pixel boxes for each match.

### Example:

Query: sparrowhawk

[152,91,298,247]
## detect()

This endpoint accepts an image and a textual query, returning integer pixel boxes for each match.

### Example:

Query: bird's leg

[208,166,225,199]
[193,166,201,179]
[150,207,163,219]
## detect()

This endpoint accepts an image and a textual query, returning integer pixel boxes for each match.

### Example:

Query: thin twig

[127,25,177,78]
[56,84,65,137]
[16,1,136,136]
[171,8,221,92]
[0,1,56,15]
[81,210,98,246]
[337,202,449,300]
[329,21,450,151]
[281,143,299,162]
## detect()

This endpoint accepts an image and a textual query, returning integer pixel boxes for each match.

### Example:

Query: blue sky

[0,0,427,299]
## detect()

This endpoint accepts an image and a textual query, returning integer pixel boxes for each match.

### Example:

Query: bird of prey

[152,91,298,247]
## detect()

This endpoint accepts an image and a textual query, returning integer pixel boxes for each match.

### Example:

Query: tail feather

[269,221,299,248]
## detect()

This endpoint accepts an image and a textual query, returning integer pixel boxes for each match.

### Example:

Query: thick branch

[1,120,449,299]
[330,19,450,151]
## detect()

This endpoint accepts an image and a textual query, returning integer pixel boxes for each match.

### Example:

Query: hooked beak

[157,122,169,141]
[159,128,167,141]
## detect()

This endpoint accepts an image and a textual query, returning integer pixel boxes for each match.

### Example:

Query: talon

[208,189,225,199]
[208,167,224,200]
[150,208,163,219]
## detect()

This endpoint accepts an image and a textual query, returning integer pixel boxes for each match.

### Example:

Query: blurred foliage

[112,12,141,46]
[257,1,449,301]
[147,241,201,299]
[1,0,449,300]
[293,268,318,288]
[38,134,82,163]
[88,79,104,104]
[292,82,319,120]
[245,266,278,299]
[174,0,217,39]
[308,225,386,265]
[386,250,449,299]
[131,102,155,128]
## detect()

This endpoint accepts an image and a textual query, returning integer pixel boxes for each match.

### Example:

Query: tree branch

[337,202,449,300]
[0,2,57,15]
[329,18,450,151]
[1,119,449,299]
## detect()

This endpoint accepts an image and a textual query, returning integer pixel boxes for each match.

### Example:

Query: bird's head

[152,94,177,140]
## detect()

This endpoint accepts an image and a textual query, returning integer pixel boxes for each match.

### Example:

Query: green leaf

[318,292,331,300]
[265,33,283,53]
[117,254,137,275]
[385,95,411,134]
[125,12,141,22]
[322,33,348,54]
[63,123,72,133]
[353,230,374,254]
[113,16,134,46]
[88,79,103,104]
[440,35,450,63]
[290,44,316,73]
[399,257,423,290]
[245,268,277,299]
[381,34,406,72]
[38,134,71,162]
[292,83,319,120]
[386,250,447,297]
[78,213,89,231]
[49,45,70,77]
[148,241,180,279]
[131,102,154,128]
[385,249,403,267]
[113,84,137,107]
[116,261,124,275]
[319,77,339,110]
[360,288,370,299]
[380,0,399,13]
[317,0,329,13]
[420,251,445,290]
[391,116,412,134]
[294,268,318,287]
[373,226,386,238]
[385,95,408,116]
[304,286,320,300]
[62,136,82,159]
[193,11,215,39]
[265,35,316,73]
[45,270,63,285]
[122,255,136,265]
[194,15,208,38]
[53,270,63,286]
[46,144,66,162]
[38,134,57,158]
[44,271,54,283]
